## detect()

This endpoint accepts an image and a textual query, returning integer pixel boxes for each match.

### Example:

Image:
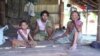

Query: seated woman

[55,11,83,50]
[12,20,37,48]
[33,10,53,41]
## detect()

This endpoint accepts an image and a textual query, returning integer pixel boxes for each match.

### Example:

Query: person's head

[19,20,29,30]
[40,10,49,22]
[70,11,80,21]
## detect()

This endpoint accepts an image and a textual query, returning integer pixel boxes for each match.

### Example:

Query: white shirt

[24,2,35,17]
[17,29,30,41]
[37,19,47,31]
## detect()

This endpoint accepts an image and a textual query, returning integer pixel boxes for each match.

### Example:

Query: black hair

[70,11,80,20]
[19,20,28,26]
[27,0,34,2]
[67,4,71,7]
[40,10,49,17]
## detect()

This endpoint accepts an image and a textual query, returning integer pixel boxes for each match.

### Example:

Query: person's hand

[69,44,77,50]
[76,20,82,25]
[25,40,31,48]
[72,20,81,26]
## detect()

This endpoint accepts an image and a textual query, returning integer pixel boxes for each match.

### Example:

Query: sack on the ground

[90,41,100,49]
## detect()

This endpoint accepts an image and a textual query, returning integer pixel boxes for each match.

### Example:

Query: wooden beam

[89,0,98,5]
[82,0,97,8]
[97,0,100,41]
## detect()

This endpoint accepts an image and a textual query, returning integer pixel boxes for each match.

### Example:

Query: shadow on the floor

[0,39,12,47]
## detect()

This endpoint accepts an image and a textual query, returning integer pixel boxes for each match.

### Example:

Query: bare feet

[69,44,77,50]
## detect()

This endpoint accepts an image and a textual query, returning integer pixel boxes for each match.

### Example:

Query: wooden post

[18,0,25,19]
[97,0,100,41]
[59,0,64,29]
[0,0,6,25]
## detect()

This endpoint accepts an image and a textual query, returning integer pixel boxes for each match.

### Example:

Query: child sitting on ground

[12,20,37,48]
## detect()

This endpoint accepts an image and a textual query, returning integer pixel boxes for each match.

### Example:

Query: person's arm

[28,33,34,41]
[46,21,53,39]
[70,21,83,48]
[33,21,39,37]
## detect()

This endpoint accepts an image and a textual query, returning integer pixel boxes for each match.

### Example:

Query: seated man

[33,10,53,41]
